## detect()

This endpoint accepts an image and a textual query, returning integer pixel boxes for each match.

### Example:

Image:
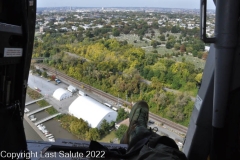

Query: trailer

[104,103,112,108]
[68,85,77,93]
[78,90,87,96]
[112,107,118,112]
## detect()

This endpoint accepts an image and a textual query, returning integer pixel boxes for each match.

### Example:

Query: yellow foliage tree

[195,73,203,83]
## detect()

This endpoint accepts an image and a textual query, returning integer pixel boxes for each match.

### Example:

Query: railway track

[35,63,188,134]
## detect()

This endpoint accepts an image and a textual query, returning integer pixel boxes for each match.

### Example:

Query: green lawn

[110,33,205,69]
[46,107,59,115]
[27,87,42,99]
[37,100,50,107]
[111,34,150,47]
[99,130,119,143]
[172,54,206,69]
[144,46,174,55]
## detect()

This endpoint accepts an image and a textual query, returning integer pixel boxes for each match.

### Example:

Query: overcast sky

[37,0,216,9]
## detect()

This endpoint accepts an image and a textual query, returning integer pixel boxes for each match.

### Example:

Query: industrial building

[52,88,72,101]
[68,96,117,128]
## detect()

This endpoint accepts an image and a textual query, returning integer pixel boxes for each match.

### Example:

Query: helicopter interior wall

[230,41,240,91]
[0,0,36,154]
[183,44,215,160]
[0,0,22,25]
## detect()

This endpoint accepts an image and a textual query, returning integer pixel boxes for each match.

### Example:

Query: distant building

[60,27,68,32]
[39,26,48,33]
[68,96,117,128]
[71,26,78,31]
[147,21,153,25]
[45,17,55,22]
[56,17,65,22]
[205,46,210,52]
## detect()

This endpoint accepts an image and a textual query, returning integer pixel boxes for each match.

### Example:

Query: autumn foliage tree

[202,52,208,60]
[40,38,199,126]
[180,44,186,52]
[115,125,128,139]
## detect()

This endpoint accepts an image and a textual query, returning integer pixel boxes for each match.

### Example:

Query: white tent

[53,88,72,101]
[68,96,117,128]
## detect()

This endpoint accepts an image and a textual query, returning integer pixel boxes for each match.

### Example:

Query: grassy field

[172,54,206,69]
[99,130,119,143]
[36,100,50,107]
[145,30,181,42]
[110,32,206,69]
[111,34,150,47]
[46,107,59,115]
[27,87,42,99]
[144,46,174,55]
[27,87,59,114]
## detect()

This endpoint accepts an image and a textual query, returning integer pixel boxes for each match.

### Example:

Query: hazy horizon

[37,0,215,10]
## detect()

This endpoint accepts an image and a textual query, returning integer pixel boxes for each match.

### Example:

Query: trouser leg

[127,126,152,151]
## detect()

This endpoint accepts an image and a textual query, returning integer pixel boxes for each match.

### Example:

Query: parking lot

[28,74,78,114]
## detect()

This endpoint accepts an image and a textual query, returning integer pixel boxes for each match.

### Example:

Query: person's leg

[120,101,152,151]
[120,101,187,160]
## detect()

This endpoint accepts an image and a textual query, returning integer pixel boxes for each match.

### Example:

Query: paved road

[28,74,79,114]
[28,74,115,114]
[28,74,60,96]
[148,120,184,142]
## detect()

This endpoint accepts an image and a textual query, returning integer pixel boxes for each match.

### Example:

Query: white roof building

[69,96,117,128]
[205,46,210,52]
[53,88,72,101]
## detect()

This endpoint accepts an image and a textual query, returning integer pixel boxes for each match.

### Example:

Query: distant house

[39,26,48,33]
[56,17,65,21]
[60,27,68,32]
[147,21,153,25]
[205,46,210,52]
[71,26,78,31]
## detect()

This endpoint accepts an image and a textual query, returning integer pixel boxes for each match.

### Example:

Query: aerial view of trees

[57,115,114,141]
[116,108,129,122]
[33,11,210,127]
[33,37,200,126]
[115,125,128,139]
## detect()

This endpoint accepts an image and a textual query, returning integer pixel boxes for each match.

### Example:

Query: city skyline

[37,0,215,10]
